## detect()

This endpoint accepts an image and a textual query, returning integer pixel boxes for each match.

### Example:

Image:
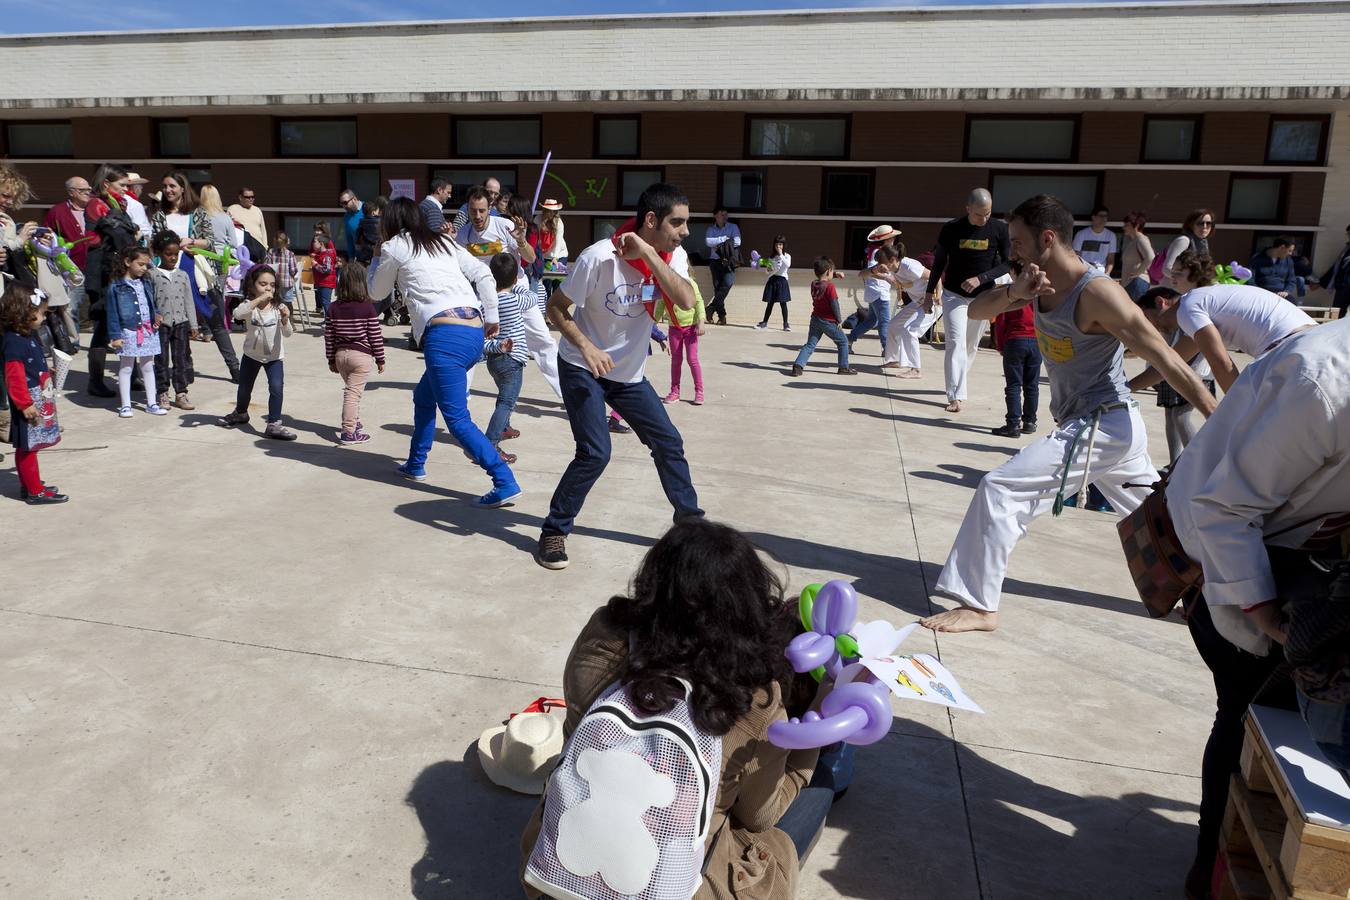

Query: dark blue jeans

[542,360,702,536]
[794,317,850,369]
[1001,337,1042,427]
[316,286,333,316]
[235,355,283,423]
[707,261,736,321]
[408,323,516,489]
[485,353,525,444]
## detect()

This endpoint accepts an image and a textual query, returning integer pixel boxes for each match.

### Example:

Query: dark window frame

[745,114,850,161]
[339,166,383,205]
[275,117,359,159]
[1265,114,1331,166]
[594,114,642,159]
[451,115,543,159]
[4,120,75,158]
[153,119,192,158]
[820,167,876,216]
[1226,173,1287,225]
[964,113,1081,164]
[987,169,1103,218]
[1139,114,1202,164]
[617,165,666,209]
[716,166,769,213]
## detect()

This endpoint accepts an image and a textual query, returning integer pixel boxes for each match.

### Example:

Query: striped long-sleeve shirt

[323,300,386,366]
[485,288,529,364]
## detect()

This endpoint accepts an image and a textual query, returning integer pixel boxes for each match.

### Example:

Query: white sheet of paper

[862,653,984,714]
[388,179,416,201]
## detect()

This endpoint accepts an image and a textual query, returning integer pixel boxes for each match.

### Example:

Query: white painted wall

[0,2,1348,111]
[1317,112,1350,273]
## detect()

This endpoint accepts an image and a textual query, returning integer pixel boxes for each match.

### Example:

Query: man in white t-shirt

[1129,250,1317,394]
[1072,206,1118,275]
[535,183,702,570]
[455,185,560,397]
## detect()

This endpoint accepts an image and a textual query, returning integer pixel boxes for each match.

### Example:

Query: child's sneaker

[263,422,297,441]
[173,392,194,410]
[396,461,427,482]
[535,533,569,570]
[754,322,767,330]
[788,365,804,377]
[693,391,705,406]
[497,445,517,464]
[339,430,371,445]
[218,411,249,427]
[475,481,522,508]
[1022,421,1038,434]
[990,424,1022,438]
[146,404,169,416]
[117,406,134,418]
[662,390,680,404]
[783,324,792,332]
[157,391,171,409]
[500,426,521,441]
[608,417,632,434]
[837,367,858,376]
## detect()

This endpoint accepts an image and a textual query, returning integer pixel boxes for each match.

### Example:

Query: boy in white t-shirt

[534,184,703,570]
[1072,207,1118,274]
[1129,250,1316,394]
[880,245,934,375]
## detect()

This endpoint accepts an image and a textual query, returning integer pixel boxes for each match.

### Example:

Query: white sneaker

[146,404,169,416]
[117,406,134,418]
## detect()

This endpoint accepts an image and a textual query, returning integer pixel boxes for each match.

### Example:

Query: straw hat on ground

[477,713,564,795]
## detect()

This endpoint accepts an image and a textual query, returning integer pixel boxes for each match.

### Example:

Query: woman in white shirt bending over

[368,197,521,509]
[755,235,792,331]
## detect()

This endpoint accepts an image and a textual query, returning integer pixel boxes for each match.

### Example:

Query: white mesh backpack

[524,678,722,900]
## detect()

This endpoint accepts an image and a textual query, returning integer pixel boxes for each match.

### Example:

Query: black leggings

[760,301,789,326]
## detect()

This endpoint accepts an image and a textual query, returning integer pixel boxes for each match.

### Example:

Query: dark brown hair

[159,170,199,215]
[813,256,834,278]
[1123,211,1147,231]
[1182,208,1216,237]
[1174,250,1217,287]
[1010,194,1075,245]
[243,264,279,300]
[111,246,151,280]
[0,283,44,335]
[336,261,371,303]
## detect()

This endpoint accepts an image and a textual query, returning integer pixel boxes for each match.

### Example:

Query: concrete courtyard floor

[2,294,1212,899]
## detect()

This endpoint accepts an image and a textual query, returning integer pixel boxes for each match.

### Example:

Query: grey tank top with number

[1034,269,1131,423]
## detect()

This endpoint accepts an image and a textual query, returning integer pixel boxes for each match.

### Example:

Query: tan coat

[520,607,820,900]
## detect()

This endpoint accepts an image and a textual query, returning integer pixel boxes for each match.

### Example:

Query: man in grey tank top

[921,195,1217,634]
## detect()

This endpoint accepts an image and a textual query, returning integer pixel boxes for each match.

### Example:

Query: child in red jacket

[990,303,1041,438]
[2,283,67,503]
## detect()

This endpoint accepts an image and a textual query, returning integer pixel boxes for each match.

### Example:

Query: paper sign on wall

[388,179,416,201]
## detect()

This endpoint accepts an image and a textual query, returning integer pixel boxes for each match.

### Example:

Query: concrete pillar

[1316,111,1350,273]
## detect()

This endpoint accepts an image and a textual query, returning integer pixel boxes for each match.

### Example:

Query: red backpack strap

[513,697,567,717]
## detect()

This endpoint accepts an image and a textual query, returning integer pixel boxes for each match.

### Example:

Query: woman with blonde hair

[197,184,239,255]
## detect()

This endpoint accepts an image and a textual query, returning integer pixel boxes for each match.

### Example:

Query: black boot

[86,348,116,398]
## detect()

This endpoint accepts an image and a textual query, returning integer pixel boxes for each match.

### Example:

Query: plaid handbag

[1117,475,1203,618]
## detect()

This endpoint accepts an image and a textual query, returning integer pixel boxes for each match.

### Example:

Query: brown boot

[173,392,195,410]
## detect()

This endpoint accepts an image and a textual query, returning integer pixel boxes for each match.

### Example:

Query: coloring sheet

[862,652,984,714]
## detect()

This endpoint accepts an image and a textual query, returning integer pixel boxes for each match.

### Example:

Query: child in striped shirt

[484,253,529,463]
[324,262,385,445]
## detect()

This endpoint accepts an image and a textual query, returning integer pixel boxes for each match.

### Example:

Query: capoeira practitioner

[881,246,934,378]
[921,194,1217,633]
[925,188,1010,413]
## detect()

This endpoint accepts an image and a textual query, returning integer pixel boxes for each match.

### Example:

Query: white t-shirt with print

[1073,227,1118,271]
[456,217,528,291]
[1176,283,1316,358]
[557,238,690,384]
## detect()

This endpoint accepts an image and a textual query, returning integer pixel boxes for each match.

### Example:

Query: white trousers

[521,301,562,398]
[941,290,988,402]
[934,404,1157,612]
[885,300,939,368]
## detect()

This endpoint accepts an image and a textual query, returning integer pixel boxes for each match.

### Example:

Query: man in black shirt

[925,188,1011,412]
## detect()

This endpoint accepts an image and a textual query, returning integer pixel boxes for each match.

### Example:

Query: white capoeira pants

[884,300,939,368]
[941,290,988,403]
[521,299,562,398]
[934,404,1158,612]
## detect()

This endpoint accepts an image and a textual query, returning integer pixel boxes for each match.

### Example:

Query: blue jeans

[484,354,525,443]
[794,317,850,369]
[408,323,516,489]
[848,298,890,353]
[1124,277,1150,301]
[316,286,333,315]
[236,355,283,423]
[1001,337,1042,427]
[542,359,702,536]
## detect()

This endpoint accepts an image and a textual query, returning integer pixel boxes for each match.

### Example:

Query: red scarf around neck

[610,217,674,320]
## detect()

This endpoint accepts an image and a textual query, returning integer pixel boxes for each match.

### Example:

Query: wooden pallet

[1219,707,1350,900]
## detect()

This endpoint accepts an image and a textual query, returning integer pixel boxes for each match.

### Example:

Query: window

[719,168,766,212]
[1267,116,1327,165]
[967,116,1077,162]
[593,217,628,244]
[181,168,213,189]
[278,119,357,157]
[748,117,847,159]
[822,169,873,216]
[430,168,518,208]
[620,168,664,208]
[1141,116,1199,163]
[6,122,72,157]
[282,215,343,256]
[341,167,382,204]
[454,117,541,157]
[596,116,639,158]
[1228,175,1284,223]
[155,120,191,157]
[843,222,880,270]
[990,172,1099,217]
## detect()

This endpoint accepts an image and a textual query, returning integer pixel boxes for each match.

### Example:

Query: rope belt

[1052,399,1137,517]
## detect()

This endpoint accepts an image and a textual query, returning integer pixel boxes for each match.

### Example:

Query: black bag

[715,237,741,271]
[44,309,76,355]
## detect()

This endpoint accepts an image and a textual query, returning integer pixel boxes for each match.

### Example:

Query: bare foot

[945,400,962,413]
[899,368,922,379]
[920,607,999,632]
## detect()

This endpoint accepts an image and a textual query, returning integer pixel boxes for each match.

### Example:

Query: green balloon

[799,583,822,631]
[810,665,826,683]
[835,634,860,659]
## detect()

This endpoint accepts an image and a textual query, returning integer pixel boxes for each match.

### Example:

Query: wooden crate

[1219,706,1350,900]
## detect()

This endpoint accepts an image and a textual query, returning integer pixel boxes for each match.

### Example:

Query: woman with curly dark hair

[521,518,838,899]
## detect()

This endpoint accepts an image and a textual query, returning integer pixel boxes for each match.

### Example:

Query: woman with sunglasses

[1163,208,1216,278]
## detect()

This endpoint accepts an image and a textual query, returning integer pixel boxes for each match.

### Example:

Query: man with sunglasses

[42,176,97,330]
[339,189,363,260]
[227,188,267,246]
